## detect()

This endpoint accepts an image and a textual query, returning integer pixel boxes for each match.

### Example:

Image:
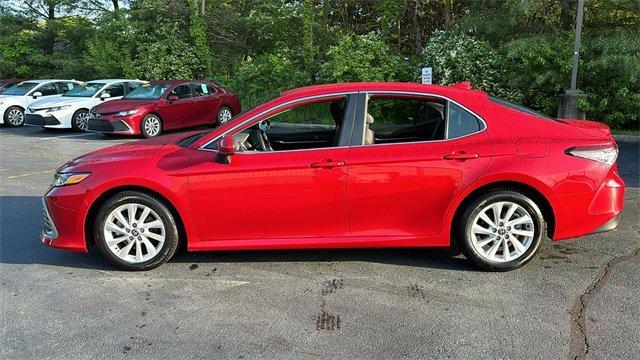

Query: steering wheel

[251,120,273,151]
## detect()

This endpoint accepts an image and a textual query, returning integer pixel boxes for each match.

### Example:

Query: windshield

[124,83,171,100]
[2,82,38,96]
[63,83,106,97]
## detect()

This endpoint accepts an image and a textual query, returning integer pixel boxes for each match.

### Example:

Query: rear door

[346,92,493,239]
[192,82,220,125]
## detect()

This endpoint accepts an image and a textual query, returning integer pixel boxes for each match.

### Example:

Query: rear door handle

[442,151,480,160]
[310,159,346,169]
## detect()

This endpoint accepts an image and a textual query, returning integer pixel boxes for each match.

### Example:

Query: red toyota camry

[42,82,624,271]
[88,80,241,137]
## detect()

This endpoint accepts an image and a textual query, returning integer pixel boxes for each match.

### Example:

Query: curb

[613,135,639,143]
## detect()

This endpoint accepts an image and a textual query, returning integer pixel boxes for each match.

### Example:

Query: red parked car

[88,80,241,137]
[42,82,624,271]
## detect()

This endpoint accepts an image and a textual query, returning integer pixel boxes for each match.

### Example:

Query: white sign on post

[421,67,432,84]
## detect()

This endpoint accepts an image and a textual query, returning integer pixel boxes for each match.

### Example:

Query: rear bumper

[552,166,625,240]
[25,113,60,126]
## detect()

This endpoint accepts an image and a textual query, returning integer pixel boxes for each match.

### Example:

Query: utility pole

[557,0,586,119]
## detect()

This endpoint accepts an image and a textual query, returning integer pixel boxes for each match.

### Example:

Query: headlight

[114,110,138,117]
[566,146,618,165]
[52,172,91,187]
[46,105,71,112]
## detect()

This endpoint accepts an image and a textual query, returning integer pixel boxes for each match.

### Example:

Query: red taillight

[565,146,618,165]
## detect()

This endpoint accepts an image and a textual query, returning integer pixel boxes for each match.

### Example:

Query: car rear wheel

[141,114,162,138]
[457,190,545,271]
[4,106,24,127]
[71,109,90,131]
[94,191,179,271]
[217,106,232,125]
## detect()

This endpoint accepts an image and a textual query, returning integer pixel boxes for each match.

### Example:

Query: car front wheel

[4,106,25,127]
[141,114,162,138]
[71,109,90,131]
[457,190,545,271]
[94,191,179,270]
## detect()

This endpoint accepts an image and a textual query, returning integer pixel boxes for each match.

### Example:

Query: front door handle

[310,159,346,169]
[442,151,480,160]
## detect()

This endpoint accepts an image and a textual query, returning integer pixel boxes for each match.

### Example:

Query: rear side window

[447,102,483,139]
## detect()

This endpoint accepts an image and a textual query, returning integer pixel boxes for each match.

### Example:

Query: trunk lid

[558,118,614,140]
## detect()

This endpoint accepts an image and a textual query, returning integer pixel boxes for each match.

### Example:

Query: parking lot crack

[569,246,640,360]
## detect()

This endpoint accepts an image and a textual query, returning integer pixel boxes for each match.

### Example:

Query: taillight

[565,146,618,165]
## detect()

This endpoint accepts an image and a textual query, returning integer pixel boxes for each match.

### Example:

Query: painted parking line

[41,132,100,140]
[5,170,53,180]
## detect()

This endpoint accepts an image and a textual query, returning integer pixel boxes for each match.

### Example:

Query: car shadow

[0,196,474,272]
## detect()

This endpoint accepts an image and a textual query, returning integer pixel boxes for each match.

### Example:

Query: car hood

[61,132,190,171]
[92,98,155,114]
[29,96,91,109]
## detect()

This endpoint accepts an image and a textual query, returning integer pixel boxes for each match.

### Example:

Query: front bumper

[88,117,133,134]
[25,113,60,126]
[41,185,91,253]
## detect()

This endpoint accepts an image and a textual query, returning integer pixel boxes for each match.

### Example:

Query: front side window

[103,83,125,97]
[63,82,106,97]
[38,83,60,96]
[169,84,193,100]
[2,82,38,96]
[124,83,171,100]
[364,95,447,145]
[223,97,347,152]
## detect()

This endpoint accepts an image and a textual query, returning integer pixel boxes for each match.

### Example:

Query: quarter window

[447,102,482,139]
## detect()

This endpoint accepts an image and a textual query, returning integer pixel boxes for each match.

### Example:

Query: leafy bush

[420,30,518,100]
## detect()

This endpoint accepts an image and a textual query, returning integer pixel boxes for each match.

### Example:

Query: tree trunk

[412,0,423,55]
[112,0,119,11]
[559,0,577,31]
[443,0,453,29]
[44,3,55,56]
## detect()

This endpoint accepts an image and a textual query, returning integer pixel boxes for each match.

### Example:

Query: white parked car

[0,79,82,127]
[25,79,146,131]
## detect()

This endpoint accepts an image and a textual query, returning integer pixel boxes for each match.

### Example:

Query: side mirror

[215,134,235,164]
[32,91,42,99]
[167,95,179,102]
[99,92,111,101]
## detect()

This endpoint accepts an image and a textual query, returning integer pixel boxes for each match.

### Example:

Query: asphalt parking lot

[1,126,638,359]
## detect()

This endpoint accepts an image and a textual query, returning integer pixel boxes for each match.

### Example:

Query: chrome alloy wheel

[75,112,90,131]
[144,116,161,136]
[470,201,535,262]
[103,203,166,263]
[218,107,232,124]
[7,109,24,125]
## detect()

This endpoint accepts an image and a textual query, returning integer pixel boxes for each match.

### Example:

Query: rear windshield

[125,83,171,100]
[488,95,556,121]
[2,82,38,96]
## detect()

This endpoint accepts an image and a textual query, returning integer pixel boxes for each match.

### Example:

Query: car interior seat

[364,113,375,145]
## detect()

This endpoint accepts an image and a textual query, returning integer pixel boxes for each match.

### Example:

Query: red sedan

[88,80,241,137]
[42,82,624,271]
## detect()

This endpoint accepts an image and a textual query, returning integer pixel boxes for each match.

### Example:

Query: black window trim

[352,90,487,147]
[198,91,359,152]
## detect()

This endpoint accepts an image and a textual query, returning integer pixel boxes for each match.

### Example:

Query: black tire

[71,109,90,132]
[3,106,25,127]
[457,190,545,271]
[140,114,163,138]
[216,106,232,125]
[94,191,179,271]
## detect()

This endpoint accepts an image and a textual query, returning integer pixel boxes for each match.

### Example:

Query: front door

[160,84,194,130]
[187,94,357,247]
[346,93,494,238]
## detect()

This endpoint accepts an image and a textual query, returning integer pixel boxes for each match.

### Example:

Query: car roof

[279,82,487,99]
[19,79,81,84]
[147,80,207,85]
[85,79,144,83]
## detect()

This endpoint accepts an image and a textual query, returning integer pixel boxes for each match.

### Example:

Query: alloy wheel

[469,201,535,262]
[218,108,232,124]
[75,112,90,131]
[7,109,24,125]
[144,116,161,136]
[103,203,166,263]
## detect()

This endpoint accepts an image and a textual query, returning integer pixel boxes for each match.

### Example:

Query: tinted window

[447,102,482,139]
[38,83,59,96]
[63,82,105,97]
[2,82,38,95]
[103,83,125,97]
[169,84,193,99]
[488,95,554,121]
[125,83,171,99]
[193,83,214,97]
[364,95,447,145]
